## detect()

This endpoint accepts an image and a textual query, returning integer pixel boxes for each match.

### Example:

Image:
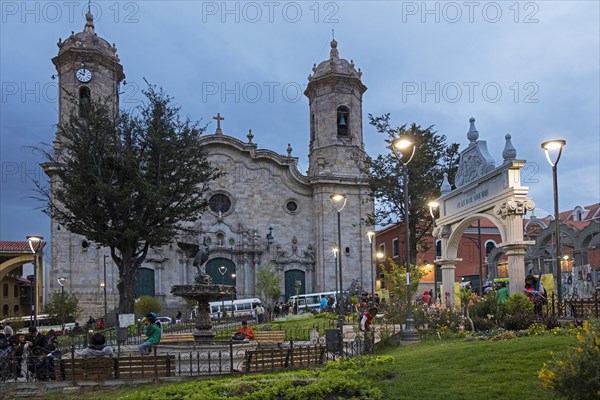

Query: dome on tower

[309,39,362,81]
[57,12,119,60]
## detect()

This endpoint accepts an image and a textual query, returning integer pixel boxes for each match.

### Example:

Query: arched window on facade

[336,106,349,137]
[79,86,91,117]
[310,113,316,143]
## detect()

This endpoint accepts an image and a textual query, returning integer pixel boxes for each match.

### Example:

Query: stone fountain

[172,239,236,345]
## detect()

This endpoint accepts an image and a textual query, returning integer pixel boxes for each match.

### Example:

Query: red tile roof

[0,241,46,253]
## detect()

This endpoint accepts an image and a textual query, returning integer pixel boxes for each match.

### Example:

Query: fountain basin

[171,284,237,345]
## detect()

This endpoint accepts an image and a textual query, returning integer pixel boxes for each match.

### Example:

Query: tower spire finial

[329,32,339,60]
[84,0,95,34]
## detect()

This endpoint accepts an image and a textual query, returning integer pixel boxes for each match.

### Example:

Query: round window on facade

[286,201,298,213]
[209,193,232,214]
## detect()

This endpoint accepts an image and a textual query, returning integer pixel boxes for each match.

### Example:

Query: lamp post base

[400,315,421,342]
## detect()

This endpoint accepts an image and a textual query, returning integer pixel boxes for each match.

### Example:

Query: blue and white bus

[207,298,262,320]
[288,291,338,312]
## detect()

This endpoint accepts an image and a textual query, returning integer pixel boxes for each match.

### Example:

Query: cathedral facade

[46,14,374,318]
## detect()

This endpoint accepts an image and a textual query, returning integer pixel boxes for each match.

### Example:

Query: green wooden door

[284,270,305,300]
[134,268,155,298]
[206,258,236,300]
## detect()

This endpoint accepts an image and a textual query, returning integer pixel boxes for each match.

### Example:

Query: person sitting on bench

[77,333,113,357]
[232,320,254,341]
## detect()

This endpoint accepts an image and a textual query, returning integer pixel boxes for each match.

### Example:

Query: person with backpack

[525,275,546,315]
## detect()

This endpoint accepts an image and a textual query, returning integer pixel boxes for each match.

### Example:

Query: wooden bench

[244,345,325,372]
[59,357,114,381]
[58,355,176,381]
[115,354,176,379]
[160,333,195,344]
[253,330,285,346]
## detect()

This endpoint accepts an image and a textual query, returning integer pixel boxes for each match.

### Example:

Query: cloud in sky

[1,1,598,245]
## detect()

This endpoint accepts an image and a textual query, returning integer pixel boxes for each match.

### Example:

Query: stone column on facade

[239,254,248,299]
[156,264,164,298]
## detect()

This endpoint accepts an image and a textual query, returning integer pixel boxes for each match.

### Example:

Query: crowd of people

[0,326,61,380]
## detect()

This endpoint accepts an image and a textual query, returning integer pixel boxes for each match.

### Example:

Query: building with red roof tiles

[0,241,45,318]
[374,203,599,300]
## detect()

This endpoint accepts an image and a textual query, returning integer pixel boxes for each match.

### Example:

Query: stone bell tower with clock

[47,11,125,314]
[52,11,125,139]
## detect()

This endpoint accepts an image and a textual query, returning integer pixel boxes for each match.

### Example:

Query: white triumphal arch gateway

[434,118,535,304]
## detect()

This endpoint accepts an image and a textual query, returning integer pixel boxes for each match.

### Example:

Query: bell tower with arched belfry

[52,10,124,146]
[305,39,373,293]
[46,10,124,318]
[305,39,367,179]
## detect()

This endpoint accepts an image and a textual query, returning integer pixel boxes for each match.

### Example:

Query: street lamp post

[330,194,347,332]
[218,265,227,319]
[367,231,376,296]
[332,247,339,302]
[26,235,43,327]
[57,277,67,332]
[231,273,236,317]
[541,139,566,314]
[392,136,420,342]
[102,255,108,325]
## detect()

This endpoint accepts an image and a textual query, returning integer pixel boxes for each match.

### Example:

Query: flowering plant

[539,320,600,399]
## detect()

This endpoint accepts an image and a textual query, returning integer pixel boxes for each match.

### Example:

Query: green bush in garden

[118,357,391,400]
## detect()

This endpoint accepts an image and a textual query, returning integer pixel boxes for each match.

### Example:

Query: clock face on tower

[76,68,92,83]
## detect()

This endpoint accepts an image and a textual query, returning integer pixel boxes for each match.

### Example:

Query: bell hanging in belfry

[337,113,347,126]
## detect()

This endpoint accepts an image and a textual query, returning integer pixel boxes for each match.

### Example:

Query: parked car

[156,316,172,326]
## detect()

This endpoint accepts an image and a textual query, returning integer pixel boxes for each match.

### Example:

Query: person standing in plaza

[496,281,510,304]
[255,303,265,323]
[320,295,328,313]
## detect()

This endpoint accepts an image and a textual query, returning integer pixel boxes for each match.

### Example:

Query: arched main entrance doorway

[284,269,305,300]
[206,258,236,300]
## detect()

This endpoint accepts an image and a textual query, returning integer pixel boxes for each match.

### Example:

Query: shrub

[539,320,600,400]
[470,291,498,319]
[134,296,162,318]
[506,293,533,315]
[119,359,385,400]
[472,316,497,332]
[504,313,535,331]
[420,303,465,335]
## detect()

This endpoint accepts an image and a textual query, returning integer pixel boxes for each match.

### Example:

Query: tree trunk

[116,254,140,314]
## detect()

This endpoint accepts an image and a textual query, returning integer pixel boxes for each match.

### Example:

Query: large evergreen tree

[36,85,221,313]
[365,114,460,264]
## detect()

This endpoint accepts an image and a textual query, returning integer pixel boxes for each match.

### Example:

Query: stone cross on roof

[213,113,224,135]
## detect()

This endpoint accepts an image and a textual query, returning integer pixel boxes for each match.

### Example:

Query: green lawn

[368,334,573,400]
[41,333,573,400]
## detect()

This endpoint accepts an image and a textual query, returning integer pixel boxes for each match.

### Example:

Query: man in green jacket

[139,316,161,355]
[496,281,510,305]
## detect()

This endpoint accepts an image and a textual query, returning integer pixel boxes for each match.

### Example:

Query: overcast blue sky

[1,1,599,254]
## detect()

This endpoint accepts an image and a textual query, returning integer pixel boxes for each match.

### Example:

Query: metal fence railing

[1,332,374,383]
